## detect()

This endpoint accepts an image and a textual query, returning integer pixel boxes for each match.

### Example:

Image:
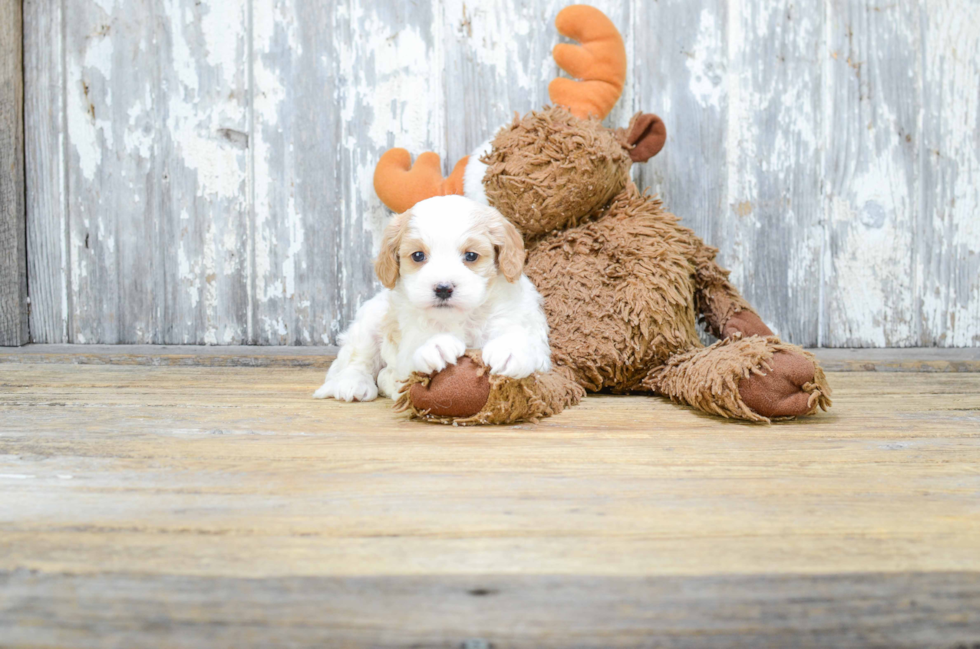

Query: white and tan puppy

[314,195,552,402]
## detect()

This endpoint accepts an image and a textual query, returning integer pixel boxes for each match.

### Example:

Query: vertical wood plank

[824,0,920,347]
[0,0,28,346]
[633,0,728,288]
[63,0,250,344]
[24,0,69,343]
[440,0,545,164]
[722,0,824,347]
[252,0,446,345]
[919,1,980,347]
[250,0,340,345]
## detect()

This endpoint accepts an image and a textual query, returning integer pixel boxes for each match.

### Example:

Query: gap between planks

[1,344,979,372]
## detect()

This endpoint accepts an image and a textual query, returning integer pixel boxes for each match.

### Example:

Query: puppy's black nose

[434,284,454,300]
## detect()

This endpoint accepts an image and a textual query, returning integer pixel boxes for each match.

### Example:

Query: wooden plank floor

[1,360,979,647]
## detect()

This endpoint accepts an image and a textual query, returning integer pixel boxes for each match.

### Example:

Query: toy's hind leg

[643,336,832,423]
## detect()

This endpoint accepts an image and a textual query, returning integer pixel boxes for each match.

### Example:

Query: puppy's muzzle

[434,284,454,300]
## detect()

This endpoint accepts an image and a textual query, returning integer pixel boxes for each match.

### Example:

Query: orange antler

[373,149,469,214]
[548,5,627,120]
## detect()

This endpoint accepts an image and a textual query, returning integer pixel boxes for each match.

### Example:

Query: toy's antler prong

[548,5,627,120]
[373,149,469,214]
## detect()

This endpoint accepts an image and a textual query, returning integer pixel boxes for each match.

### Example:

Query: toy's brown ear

[625,113,667,162]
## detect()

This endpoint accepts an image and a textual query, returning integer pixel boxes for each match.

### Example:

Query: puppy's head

[375,196,524,313]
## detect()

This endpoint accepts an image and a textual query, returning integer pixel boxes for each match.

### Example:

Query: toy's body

[374,6,831,424]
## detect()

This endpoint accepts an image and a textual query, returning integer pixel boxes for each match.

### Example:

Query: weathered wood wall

[1,0,28,346]
[23,0,980,347]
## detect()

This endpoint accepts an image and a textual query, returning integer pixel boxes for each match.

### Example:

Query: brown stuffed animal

[374,5,831,425]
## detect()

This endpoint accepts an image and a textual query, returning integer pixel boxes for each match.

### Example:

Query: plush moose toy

[372,5,831,424]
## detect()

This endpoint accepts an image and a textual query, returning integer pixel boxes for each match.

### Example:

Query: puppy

[314,195,552,402]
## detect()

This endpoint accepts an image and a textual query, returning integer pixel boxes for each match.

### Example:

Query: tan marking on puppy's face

[459,235,496,280]
[397,236,430,282]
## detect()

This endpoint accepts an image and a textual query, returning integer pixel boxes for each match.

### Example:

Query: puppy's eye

[411,251,426,263]
[464,251,479,263]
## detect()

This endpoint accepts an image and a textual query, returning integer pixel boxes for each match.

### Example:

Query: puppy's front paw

[412,334,466,374]
[482,336,537,379]
[376,367,401,399]
[313,371,378,402]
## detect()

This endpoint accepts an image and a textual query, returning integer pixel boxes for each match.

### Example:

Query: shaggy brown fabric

[395,351,584,425]
[642,335,832,423]
[525,183,724,393]
[690,245,757,339]
[482,106,631,239]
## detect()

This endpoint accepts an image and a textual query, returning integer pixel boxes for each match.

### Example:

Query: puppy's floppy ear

[375,211,410,289]
[487,207,525,282]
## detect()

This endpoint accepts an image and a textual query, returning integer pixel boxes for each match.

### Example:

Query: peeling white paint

[123,101,154,160]
[174,123,245,198]
[444,0,535,106]
[90,0,115,15]
[165,0,199,97]
[687,9,725,109]
[177,242,197,309]
[282,195,304,299]
[824,0,920,347]
[67,58,113,181]
[364,24,442,150]
[199,0,245,74]
[27,0,980,347]
[919,1,980,346]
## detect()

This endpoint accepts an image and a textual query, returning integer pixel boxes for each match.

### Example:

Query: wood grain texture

[22,0,980,347]
[2,571,978,648]
[0,343,339,367]
[723,0,824,346]
[634,0,727,251]
[61,0,250,344]
[23,0,69,344]
[5,344,980,372]
[0,364,979,645]
[824,0,919,347]
[919,1,980,346]
[0,0,28,347]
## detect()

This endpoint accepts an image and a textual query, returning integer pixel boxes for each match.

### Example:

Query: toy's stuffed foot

[405,355,492,418]
[396,351,584,425]
[738,349,827,418]
[643,335,831,423]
